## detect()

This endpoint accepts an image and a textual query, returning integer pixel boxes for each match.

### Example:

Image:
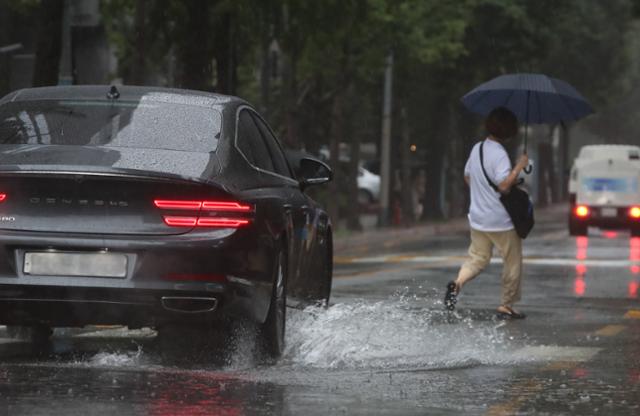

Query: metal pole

[58,0,73,85]
[378,51,394,226]
[524,90,530,154]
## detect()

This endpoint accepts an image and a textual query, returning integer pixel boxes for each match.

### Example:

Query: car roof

[0,85,249,109]
[578,144,640,160]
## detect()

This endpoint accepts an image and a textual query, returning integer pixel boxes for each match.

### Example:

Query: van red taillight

[575,205,590,218]
[155,199,253,228]
[629,207,640,219]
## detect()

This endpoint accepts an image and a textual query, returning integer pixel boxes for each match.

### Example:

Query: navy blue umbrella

[461,73,594,158]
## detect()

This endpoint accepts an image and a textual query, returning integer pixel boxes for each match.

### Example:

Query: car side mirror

[299,157,332,189]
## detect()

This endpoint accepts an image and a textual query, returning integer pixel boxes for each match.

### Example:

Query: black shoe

[444,281,458,311]
[496,306,526,320]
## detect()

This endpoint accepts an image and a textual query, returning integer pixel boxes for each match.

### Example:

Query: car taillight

[154,200,202,210]
[629,206,640,219]
[575,205,590,218]
[0,194,6,202]
[201,201,252,212]
[163,216,198,227]
[155,199,253,228]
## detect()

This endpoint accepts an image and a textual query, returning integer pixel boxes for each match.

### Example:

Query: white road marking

[509,346,601,363]
[341,254,640,268]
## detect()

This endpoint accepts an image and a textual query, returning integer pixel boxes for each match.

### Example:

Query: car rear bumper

[0,228,276,327]
[570,205,640,229]
[0,285,236,328]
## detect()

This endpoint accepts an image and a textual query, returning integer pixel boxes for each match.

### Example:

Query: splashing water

[282,297,514,370]
[87,345,144,367]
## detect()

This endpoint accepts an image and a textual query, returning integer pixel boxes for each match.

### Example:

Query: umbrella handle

[523,165,533,175]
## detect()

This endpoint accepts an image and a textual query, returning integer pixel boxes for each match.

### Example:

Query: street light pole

[378,51,394,226]
[58,0,73,85]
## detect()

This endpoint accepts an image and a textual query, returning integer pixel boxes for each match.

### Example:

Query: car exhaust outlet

[161,297,218,314]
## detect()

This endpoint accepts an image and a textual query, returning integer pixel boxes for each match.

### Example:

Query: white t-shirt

[464,138,514,231]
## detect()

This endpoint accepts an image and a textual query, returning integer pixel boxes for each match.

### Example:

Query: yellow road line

[485,380,545,416]
[385,255,418,263]
[333,256,354,264]
[624,310,640,320]
[594,325,627,337]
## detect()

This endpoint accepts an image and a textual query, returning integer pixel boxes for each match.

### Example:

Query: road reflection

[572,234,640,298]
[574,236,588,297]
[630,237,640,299]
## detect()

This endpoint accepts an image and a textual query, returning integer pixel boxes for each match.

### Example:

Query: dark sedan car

[0,85,333,358]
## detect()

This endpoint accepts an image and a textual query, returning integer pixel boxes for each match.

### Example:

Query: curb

[333,203,567,256]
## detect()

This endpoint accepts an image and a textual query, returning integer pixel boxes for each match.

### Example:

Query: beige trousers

[457,227,523,307]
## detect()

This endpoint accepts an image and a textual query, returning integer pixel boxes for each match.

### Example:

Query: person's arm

[497,154,529,193]
[463,152,471,187]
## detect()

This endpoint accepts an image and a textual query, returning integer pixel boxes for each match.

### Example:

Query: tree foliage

[97,0,640,223]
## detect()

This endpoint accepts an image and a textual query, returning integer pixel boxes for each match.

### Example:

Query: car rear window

[582,177,637,192]
[0,99,221,152]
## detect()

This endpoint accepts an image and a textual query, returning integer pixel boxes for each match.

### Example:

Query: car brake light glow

[575,205,590,218]
[154,200,202,210]
[197,218,250,227]
[154,200,253,212]
[163,216,198,227]
[0,194,6,202]
[201,201,252,212]
[630,206,640,219]
[156,199,253,228]
[164,273,226,282]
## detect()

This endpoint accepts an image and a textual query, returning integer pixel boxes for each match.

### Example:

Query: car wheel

[258,249,287,360]
[318,237,333,307]
[569,220,588,236]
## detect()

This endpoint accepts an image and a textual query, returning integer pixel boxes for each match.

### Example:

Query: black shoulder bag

[479,141,535,239]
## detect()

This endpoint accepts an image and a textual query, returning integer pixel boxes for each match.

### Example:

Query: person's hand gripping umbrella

[461,73,594,173]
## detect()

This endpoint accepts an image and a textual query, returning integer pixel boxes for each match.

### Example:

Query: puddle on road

[1,292,538,373]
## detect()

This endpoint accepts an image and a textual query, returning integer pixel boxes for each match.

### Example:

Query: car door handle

[283,204,293,212]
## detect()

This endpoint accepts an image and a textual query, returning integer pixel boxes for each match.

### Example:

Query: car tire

[317,236,333,308]
[569,220,588,237]
[257,248,287,360]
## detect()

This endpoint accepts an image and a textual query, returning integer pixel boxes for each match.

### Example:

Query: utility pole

[378,51,394,226]
[58,0,73,85]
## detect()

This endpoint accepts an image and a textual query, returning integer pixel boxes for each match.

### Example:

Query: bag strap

[479,141,500,193]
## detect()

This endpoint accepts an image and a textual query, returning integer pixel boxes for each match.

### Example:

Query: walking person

[444,107,529,319]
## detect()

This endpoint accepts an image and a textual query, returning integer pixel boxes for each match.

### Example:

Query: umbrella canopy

[461,73,594,124]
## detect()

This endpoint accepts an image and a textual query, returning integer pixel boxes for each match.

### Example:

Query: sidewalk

[334,203,567,257]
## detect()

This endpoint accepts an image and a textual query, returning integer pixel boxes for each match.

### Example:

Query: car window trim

[249,111,295,179]
[234,105,298,186]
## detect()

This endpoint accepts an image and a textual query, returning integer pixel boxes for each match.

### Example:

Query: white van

[569,145,640,236]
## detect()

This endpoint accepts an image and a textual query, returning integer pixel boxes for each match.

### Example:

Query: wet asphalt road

[1,207,640,415]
